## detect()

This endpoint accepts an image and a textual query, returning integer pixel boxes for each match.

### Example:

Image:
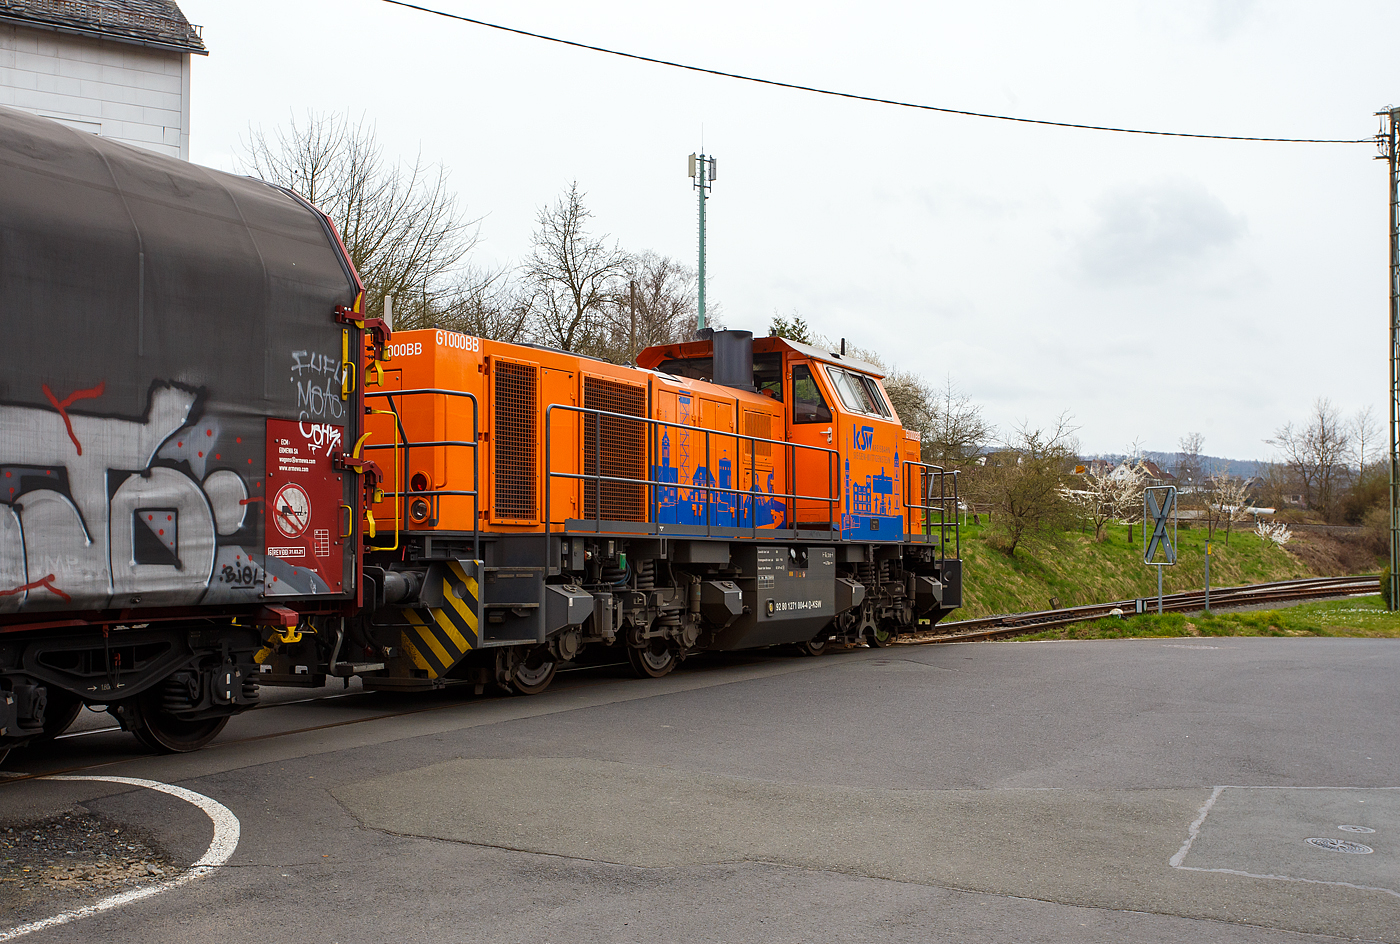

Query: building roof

[1139,459,1176,481]
[0,0,206,54]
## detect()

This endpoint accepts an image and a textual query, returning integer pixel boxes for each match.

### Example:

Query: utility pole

[1378,107,1400,610]
[689,152,716,334]
[629,279,637,365]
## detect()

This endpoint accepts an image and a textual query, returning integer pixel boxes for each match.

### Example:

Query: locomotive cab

[640,334,909,540]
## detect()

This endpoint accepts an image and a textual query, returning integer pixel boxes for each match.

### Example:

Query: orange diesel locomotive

[257,328,962,694]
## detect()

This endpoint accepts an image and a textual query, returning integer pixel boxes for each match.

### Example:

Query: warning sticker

[272,482,312,539]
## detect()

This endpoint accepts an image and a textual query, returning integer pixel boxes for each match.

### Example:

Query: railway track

[900,575,1380,645]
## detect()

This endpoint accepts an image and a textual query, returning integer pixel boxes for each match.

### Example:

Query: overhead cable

[381,0,1370,145]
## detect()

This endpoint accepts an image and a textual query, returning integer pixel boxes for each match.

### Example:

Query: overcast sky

[180,0,1397,461]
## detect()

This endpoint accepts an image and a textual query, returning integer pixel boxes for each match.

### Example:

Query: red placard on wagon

[264,418,344,596]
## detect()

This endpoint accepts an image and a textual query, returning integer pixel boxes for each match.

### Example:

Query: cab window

[791,364,832,424]
[754,352,783,401]
[860,375,892,417]
[824,365,891,418]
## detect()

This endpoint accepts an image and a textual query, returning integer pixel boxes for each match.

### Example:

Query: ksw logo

[853,425,875,450]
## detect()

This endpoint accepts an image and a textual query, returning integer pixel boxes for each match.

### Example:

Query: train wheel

[34,690,83,741]
[510,647,558,696]
[795,635,829,657]
[125,689,229,754]
[627,639,677,679]
[867,621,897,648]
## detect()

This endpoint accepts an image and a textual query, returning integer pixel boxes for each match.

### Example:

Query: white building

[0,0,206,159]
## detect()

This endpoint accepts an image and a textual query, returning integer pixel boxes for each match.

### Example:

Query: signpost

[1204,540,1211,614]
[1143,486,1177,614]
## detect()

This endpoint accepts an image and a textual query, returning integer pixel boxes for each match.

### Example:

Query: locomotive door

[541,367,577,525]
[787,360,839,531]
[697,396,735,527]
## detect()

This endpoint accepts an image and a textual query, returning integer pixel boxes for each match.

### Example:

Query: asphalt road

[2,637,1397,943]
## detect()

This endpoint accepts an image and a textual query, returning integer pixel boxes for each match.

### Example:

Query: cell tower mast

[689,152,716,334]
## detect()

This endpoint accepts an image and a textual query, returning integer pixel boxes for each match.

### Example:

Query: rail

[902,575,1379,644]
[362,387,480,559]
[543,403,842,543]
[902,459,959,560]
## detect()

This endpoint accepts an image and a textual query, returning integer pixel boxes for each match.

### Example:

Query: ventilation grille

[743,410,773,460]
[583,376,647,522]
[493,360,537,521]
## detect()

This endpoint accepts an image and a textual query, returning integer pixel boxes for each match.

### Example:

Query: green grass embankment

[955,521,1312,620]
[1011,596,1400,641]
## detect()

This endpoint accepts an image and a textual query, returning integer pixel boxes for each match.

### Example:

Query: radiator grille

[583,376,647,521]
[743,410,773,460]
[493,360,537,521]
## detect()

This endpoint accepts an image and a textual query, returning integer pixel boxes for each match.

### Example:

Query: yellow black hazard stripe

[401,560,481,679]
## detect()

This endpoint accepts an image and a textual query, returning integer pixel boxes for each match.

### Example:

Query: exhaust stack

[711,329,754,392]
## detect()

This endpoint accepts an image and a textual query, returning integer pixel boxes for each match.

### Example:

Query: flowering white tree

[1070,461,1148,541]
[1256,519,1293,546]
[1211,474,1254,547]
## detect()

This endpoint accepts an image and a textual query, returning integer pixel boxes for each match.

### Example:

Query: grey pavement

[1,637,1398,943]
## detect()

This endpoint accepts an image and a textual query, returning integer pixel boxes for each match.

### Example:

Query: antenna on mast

[688,151,717,334]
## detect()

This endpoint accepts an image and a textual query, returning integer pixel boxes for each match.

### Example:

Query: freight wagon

[0,106,960,760]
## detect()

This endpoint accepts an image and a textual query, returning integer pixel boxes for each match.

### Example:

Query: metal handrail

[543,403,842,547]
[901,459,960,561]
[363,387,480,559]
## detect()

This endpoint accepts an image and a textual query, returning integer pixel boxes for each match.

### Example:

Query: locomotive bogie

[0,622,262,751]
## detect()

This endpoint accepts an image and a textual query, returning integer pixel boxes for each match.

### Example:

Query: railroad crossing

[2,620,1397,944]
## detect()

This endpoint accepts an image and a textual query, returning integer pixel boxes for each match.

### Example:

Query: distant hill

[1084,452,1265,479]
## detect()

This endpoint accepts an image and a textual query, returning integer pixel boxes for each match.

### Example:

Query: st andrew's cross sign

[1144,486,1177,565]
[1142,485,1177,615]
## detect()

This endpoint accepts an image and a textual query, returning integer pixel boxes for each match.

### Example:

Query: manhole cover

[1305,838,1374,854]
[1338,825,1376,834]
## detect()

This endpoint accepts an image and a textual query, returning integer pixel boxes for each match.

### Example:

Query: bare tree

[1351,405,1380,476]
[1175,432,1205,489]
[880,367,935,443]
[241,111,476,327]
[969,414,1079,556]
[434,265,532,343]
[522,182,628,354]
[1267,397,1351,520]
[924,376,993,468]
[597,252,701,364]
[1254,460,1299,511]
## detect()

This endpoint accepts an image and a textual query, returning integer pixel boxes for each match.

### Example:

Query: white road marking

[1169,785,1400,899]
[1169,785,1224,868]
[0,775,240,941]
